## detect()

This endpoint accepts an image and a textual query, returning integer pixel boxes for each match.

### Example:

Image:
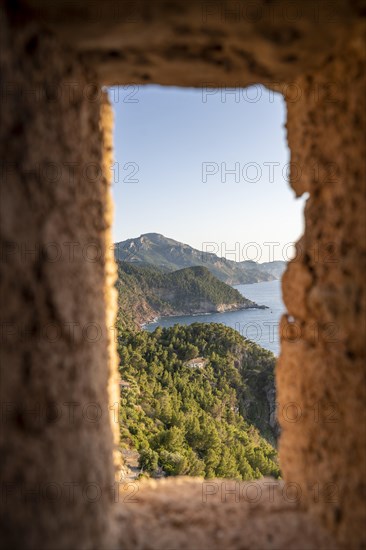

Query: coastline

[141,280,283,356]
[142,302,268,329]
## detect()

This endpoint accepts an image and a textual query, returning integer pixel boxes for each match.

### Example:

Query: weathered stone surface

[100,91,125,480]
[278,39,366,548]
[17,0,366,86]
[1,1,365,549]
[0,11,117,550]
[115,477,337,549]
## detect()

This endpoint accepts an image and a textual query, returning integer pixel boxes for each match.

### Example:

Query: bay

[144,280,285,356]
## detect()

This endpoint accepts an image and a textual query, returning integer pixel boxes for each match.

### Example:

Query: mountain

[118,322,279,479]
[258,261,287,279]
[116,261,265,328]
[114,233,286,285]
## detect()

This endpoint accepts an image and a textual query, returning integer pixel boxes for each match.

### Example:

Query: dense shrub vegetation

[116,262,259,328]
[117,322,279,480]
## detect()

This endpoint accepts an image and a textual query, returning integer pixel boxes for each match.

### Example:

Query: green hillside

[118,322,279,479]
[116,261,264,327]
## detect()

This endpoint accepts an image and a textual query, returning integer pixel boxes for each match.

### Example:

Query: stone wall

[278,38,366,548]
[0,11,117,550]
[23,0,364,86]
[1,2,365,549]
[100,92,124,480]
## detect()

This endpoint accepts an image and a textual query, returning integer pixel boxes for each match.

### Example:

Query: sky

[110,84,306,263]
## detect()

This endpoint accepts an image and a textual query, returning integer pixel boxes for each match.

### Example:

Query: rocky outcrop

[152,290,261,316]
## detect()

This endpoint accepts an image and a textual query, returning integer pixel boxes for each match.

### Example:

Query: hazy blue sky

[110,85,305,262]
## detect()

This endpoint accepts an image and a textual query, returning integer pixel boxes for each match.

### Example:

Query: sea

[144,280,284,356]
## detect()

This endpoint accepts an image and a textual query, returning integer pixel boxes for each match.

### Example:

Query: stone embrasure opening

[1,3,365,550]
[110,84,293,484]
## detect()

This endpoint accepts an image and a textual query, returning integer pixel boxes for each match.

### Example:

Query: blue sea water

[144,280,285,356]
